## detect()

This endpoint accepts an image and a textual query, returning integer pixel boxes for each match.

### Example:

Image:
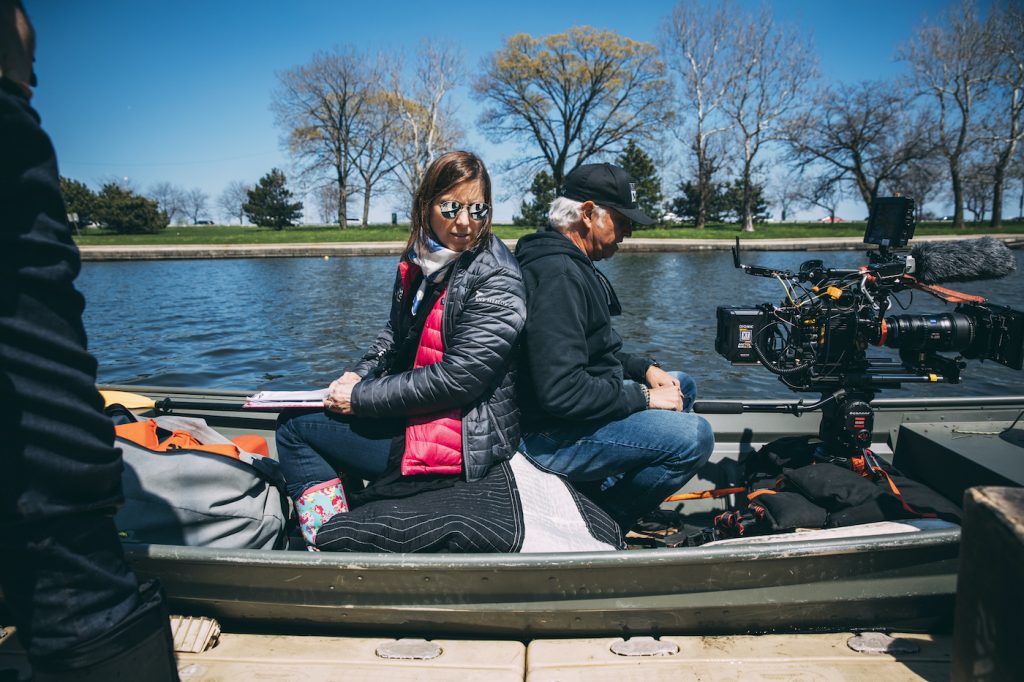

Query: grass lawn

[72,221,1024,246]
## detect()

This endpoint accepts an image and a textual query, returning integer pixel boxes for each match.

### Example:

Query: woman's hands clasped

[324,372,361,414]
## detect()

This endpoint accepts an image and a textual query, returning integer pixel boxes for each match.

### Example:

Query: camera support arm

[696,389,877,456]
[732,237,796,279]
[695,391,843,416]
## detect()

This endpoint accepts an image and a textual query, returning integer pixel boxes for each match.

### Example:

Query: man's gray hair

[548,196,605,232]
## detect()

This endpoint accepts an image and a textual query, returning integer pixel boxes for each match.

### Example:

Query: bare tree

[962,159,993,222]
[182,187,209,224]
[901,0,997,228]
[1010,143,1024,219]
[982,3,1024,228]
[349,70,404,225]
[794,171,845,223]
[722,5,817,232]
[660,0,740,229]
[273,47,373,226]
[389,43,464,209]
[887,156,946,221]
[148,181,186,224]
[769,175,804,222]
[315,183,340,224]
[475,26,669,189]
[218,180,251,225]
[783,81,932,216]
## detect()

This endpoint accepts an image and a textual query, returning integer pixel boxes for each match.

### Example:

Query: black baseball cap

[559,163,655,225]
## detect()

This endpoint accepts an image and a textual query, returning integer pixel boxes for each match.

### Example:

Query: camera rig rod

[696,390,878,455]
[695,393,840,416]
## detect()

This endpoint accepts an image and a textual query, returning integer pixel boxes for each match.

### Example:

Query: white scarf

[408,237,460,315]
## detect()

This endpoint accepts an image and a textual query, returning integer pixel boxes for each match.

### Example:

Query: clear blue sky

[28,0,946,223]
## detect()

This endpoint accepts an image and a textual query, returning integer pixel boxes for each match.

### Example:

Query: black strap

[390,279,446,374]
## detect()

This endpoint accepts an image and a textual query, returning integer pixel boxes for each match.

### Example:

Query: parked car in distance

[194,220,215,225]
[818,216,846,223]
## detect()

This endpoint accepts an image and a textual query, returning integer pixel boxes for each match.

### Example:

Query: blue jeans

[275,409,398,501]
[519,371,714,532]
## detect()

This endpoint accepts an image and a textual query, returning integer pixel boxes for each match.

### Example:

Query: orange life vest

[114,419,270,459]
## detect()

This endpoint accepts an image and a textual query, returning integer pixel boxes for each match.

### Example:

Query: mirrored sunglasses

[439,200,490,221]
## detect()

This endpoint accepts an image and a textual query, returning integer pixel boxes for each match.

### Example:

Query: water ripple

[78,251,1024,399]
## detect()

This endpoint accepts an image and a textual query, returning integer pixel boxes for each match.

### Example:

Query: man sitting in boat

[514,162,715,534]
[273,152,620,554]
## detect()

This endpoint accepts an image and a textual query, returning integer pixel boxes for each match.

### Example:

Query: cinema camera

[710,197,1023,455]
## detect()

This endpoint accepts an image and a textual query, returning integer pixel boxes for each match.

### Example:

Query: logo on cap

[559,163,656,225]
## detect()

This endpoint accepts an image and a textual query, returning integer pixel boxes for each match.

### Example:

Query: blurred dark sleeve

[0,80,124,522]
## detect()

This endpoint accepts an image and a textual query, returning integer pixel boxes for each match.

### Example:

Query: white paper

[244,388,328,408]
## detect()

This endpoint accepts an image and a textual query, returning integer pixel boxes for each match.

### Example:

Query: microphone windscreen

[910,237,1016,283]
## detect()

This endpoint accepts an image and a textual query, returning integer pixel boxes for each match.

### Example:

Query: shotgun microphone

[908,237,1016,284]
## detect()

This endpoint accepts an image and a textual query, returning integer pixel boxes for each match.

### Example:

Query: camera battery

[715,307,764,364]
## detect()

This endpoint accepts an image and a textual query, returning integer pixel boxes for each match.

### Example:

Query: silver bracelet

[640,384,650,409]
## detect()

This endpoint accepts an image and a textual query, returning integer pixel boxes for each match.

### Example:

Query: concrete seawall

[78,235,1024,261]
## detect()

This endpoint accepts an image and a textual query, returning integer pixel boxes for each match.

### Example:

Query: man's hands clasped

[645,364,684,412]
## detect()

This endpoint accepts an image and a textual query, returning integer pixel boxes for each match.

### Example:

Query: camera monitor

[864,197,915,248]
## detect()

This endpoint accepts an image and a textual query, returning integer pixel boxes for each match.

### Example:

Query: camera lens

[882,313,975,352]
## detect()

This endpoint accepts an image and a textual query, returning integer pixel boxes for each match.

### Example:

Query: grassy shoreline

[72,221,1024,246]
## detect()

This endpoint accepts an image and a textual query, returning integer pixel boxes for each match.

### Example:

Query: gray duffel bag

[113,414,288,549]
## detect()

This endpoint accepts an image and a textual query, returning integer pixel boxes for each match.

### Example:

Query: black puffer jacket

[350,233,526,482]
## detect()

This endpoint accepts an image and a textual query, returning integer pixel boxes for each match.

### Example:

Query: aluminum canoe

[104,387,1024,636]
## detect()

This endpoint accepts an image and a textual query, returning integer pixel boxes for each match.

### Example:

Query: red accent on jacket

[399,261,463,475]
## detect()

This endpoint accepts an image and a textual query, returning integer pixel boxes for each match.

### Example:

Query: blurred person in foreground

[0,1,178,678]
[514,163,715,535]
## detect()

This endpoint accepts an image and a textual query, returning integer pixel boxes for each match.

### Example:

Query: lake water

[77,249,1024,400]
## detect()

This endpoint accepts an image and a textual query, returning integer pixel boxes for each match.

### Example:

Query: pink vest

[398,261,463,476]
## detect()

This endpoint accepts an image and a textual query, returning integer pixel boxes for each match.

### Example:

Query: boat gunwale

[100,385,1024,410]
[123,526,960,570]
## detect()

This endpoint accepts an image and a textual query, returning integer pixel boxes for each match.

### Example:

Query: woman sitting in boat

[276,150,528,550]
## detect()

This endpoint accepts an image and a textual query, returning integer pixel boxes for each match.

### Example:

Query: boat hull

[13,387,1022,636]
[124,527,960,636]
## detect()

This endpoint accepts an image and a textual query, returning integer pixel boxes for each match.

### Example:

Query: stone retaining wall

[78,235,1024,261]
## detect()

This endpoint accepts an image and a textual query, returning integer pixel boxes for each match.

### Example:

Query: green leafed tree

[616,140,663,227]
[93,183,168,234]
[474,26,670,188]
[512,170,556,227]
[60,176,97,228]
[720,179,771,224]
[243,168,303,230]
[670,181,729,225]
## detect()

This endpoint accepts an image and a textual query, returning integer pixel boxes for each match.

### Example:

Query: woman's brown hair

[404,150,492,256]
